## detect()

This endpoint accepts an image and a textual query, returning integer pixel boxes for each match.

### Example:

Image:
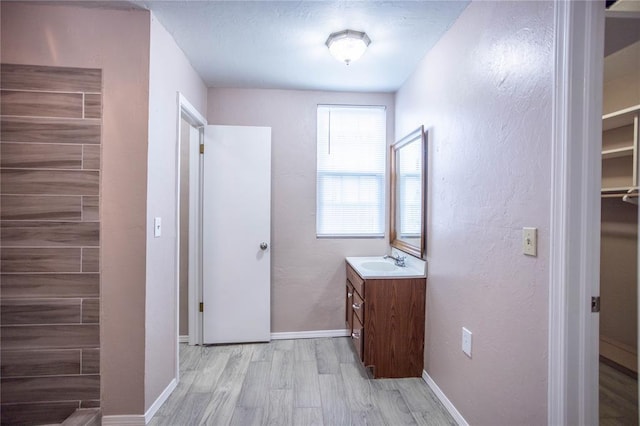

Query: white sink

[360,261,397,272]
[346,256,426,279]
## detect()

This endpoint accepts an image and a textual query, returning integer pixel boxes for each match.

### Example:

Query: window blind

[316,105,386,237]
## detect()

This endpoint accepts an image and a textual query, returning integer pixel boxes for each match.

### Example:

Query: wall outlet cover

[154,217,162,238]
[523,227,537,256]
[462,327,472,358]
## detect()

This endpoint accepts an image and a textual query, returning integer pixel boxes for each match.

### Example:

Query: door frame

[176,93,207,368]
[548,1,604,424]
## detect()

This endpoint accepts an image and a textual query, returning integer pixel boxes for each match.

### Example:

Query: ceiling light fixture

[325,29,371,65]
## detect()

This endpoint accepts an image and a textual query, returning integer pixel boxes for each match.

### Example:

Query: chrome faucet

[384,254,406,267]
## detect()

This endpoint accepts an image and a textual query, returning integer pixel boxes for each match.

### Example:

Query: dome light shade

[325,29,371,65]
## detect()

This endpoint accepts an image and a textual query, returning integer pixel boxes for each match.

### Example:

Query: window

[316,105,387,237]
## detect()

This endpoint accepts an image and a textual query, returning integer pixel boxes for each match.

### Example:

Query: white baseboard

[271,329,349,340]
[101,415,146,426]
[145,378,177,423]
[102,378,176,425]
[422,370,468,426]
[179,335,189,343]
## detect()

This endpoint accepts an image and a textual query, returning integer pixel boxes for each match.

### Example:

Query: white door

[202,125,271,344]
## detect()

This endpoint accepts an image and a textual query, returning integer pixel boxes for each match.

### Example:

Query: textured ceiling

[136,1,470,92]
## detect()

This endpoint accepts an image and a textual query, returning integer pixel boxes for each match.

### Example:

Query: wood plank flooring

[600,361,638,426]
[149,338,456,426]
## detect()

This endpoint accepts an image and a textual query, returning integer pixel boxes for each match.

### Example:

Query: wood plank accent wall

[0,63,102,426]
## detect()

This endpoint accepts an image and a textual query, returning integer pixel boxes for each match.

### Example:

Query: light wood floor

[149,337,456,426]
[600,361,638,426]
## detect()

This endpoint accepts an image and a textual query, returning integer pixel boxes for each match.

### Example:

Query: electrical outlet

[462,327,472,358]
[523,227,537,256]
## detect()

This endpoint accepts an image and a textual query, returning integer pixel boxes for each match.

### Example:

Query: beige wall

[600,199,637,351]
[603,40,640,115]
[207,88,394,332]
[395,1,553,424]
[1,2,150,416]
[145,13,207,410]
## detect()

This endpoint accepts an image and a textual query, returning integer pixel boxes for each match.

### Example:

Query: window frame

[315,104,387,238]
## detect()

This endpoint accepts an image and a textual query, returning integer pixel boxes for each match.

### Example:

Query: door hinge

[591,296,600,313]
[200,144,205,154]
[199,302,204,312]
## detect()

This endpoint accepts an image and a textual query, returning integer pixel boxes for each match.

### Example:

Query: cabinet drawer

[346,264,364,297]
[351,314,364,361]
[352,289,364,324]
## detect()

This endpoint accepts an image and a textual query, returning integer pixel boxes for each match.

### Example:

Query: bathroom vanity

[342,126,428,378]
[345,256,426,378]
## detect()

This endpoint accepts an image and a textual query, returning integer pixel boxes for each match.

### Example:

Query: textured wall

[395,1,553,424]
[207,88,394,333]
[600,199,637,354]
[145,13,208,411]
[0,64,102,426]
[1,2,150,417]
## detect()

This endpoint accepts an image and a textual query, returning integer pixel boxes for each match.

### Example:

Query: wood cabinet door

[365,278,425,377]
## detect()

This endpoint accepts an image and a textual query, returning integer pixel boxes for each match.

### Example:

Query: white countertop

[346,253,427,279]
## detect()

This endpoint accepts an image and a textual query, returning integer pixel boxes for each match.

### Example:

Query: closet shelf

[601,186,638,193]
[602,104,640,131]
[602,146,634,159]
[601,186,639,198]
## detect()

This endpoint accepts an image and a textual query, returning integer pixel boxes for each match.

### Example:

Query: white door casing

[187,123,202,346]
[177,93,206,374]
[548,1,604,425]
[202,125,272,344]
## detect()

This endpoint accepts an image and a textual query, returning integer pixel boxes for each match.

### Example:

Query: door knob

[260,242,268,250]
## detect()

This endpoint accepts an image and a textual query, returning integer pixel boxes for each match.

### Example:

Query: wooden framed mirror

[390,126,427,258]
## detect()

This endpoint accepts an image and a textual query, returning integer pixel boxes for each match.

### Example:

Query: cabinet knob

[260,242,268,250]
[352,303,362,310]
[351,331,361,339]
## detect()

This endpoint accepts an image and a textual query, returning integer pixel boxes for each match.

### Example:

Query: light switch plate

[462,327,472,358]
[523,227,537,256]
[154,217,162,238]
